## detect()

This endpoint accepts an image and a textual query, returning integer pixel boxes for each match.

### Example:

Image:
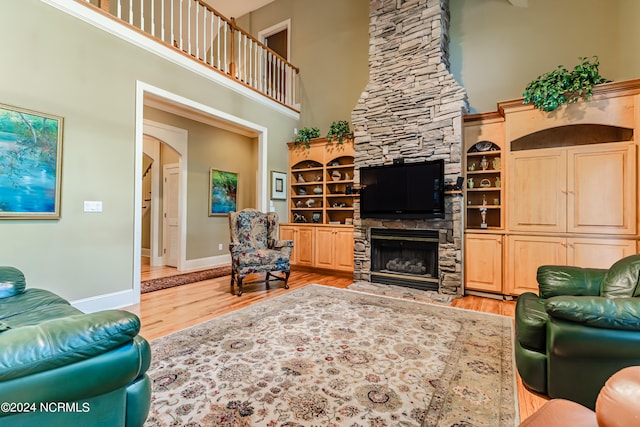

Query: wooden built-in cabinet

[282,138,355,272]
[505,235,637,295]
[464,79,640,297]
[509,142,636,235]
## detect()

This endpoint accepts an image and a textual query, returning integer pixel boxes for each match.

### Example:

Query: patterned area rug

[141,265,232,293]
[145,285,517,427]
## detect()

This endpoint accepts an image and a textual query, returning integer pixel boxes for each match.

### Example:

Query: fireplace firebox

[370,228,439,291]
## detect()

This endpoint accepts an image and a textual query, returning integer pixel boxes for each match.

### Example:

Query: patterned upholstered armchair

[228,209,293,296]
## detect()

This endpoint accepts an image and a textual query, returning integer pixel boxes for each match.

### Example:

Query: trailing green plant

[294,127,320,148]
[326,120,353,144]
[523,56,609,112]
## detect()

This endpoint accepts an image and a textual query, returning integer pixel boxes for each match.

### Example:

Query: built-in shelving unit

[288,138,355,225]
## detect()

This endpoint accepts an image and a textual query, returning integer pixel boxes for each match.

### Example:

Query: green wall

[449,0,638,113]
[0,0,296,303]
[237,0,370,137]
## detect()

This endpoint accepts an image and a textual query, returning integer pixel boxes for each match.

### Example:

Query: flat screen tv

[360,159,445,219]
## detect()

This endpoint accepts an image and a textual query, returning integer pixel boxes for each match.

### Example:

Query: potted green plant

[326,120,353,144]
[523,56,609,112]
[294,127,320,148]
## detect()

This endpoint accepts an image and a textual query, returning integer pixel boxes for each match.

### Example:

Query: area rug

[141,265,231,293]
[145,285,517,427]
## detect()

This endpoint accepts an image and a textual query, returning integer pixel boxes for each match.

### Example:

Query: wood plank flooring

[126,266,548,422]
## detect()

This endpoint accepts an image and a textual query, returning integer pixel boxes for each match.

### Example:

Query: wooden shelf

[289,138,355,225]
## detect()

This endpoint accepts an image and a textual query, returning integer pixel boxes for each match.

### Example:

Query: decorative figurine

[480,206,488,229]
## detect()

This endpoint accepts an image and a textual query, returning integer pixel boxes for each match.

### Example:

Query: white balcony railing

[79,0,300,112]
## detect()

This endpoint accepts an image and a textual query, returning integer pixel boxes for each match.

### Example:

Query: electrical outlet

[218,243,223,251]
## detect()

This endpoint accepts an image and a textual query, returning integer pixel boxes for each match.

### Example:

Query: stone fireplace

[351,0,467,295]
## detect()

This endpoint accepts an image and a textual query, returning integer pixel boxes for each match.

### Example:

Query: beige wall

[449,0,637,113]
[238,0,370,137]
[0,0,296,303]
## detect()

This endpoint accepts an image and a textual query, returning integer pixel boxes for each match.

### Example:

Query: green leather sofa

[0,267,151,426]
[515,253,640,409]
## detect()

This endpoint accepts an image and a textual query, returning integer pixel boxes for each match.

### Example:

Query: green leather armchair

[515,253,640,409]
[0,267,151,426]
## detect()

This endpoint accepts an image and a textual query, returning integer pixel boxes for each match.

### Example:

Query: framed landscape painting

[0,104,63,219]
[209,169,237,216]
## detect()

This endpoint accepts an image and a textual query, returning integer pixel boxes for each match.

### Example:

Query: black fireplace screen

[370,228,439,291]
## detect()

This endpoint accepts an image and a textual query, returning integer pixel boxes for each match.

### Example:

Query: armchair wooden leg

[237,275,244,297]
[284,271,290,289]
[265,272,270,289]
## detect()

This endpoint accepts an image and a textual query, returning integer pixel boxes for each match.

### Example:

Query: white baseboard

[71,289,139,313]
[141,248,150,257]
[183,254,231,271]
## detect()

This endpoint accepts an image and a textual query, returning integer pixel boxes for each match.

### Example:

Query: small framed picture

[270,171,287,200]
[311,212,322,223]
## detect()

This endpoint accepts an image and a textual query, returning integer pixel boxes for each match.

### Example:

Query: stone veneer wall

[351,0,467,295]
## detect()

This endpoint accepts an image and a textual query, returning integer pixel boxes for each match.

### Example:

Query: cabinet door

[333,228,354,271]
[314,227,354,271]
[315,228,335,269]
[505,235,566,295]
[568,237,637,269]
[279,225,297,264]
[567,143,636,234]
[280,225,314,267]
[297,226,315,266]
[508,148,567,232]
[464,233,502,293]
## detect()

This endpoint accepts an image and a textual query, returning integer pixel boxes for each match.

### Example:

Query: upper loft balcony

[76,0,300,113]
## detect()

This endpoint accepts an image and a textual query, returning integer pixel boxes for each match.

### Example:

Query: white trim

[183,254,232,271]
[40,0,299,120]
[71,289,137,313]
[258,19,291,62]
[142,134,162,266]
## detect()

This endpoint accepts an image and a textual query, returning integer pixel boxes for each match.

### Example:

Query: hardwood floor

[126,267,548,422]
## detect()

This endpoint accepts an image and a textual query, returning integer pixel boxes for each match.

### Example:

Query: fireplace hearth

[370,228,439,291]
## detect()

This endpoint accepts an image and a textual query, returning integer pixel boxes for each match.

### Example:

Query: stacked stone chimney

[351,0,467,295]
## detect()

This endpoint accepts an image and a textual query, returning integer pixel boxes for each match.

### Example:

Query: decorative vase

[313,185,323,194]
[480,156,489,170]
[468,178,474,189]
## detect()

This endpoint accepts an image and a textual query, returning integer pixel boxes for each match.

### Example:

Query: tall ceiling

[204,0,275,19]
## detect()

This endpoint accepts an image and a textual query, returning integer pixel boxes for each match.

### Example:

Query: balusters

[82,0,299,110]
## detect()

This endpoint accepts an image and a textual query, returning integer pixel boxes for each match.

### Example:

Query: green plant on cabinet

[522,56,609,112]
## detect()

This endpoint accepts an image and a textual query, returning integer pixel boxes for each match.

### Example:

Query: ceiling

[204,0,275,19]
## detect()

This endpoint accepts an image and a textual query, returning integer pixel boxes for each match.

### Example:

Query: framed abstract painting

[209,169,237,216]
[0,103,63,219]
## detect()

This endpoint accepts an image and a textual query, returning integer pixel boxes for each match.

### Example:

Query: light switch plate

[84,201,103,212]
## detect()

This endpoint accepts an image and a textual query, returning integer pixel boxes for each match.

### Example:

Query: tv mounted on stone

[360,159,445,219]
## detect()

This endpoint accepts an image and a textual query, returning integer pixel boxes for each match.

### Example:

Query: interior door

[163,163,180,267]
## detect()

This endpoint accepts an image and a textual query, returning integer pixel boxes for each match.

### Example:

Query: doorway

[142,121,188,273]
